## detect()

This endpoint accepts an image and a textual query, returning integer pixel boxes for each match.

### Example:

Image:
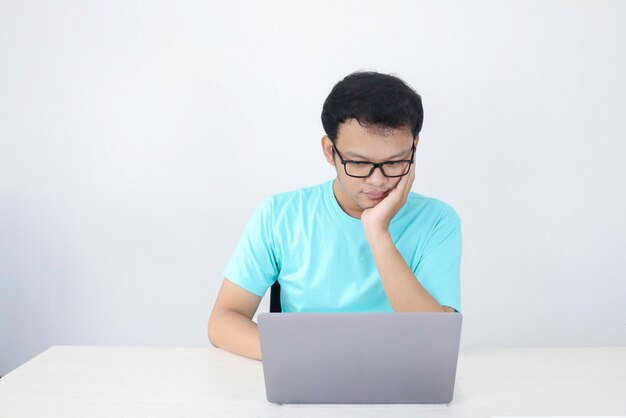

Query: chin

[355,198,376,210]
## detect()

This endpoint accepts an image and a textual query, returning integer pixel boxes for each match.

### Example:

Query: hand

[361,161,415,235]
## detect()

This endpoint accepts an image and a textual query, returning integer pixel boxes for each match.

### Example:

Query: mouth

[364,190,389,201]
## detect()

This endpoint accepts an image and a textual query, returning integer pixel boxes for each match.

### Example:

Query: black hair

[321,70,423,142]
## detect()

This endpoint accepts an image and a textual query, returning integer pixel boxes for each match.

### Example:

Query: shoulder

[252,182,323,208]
[265,181,329,216]
[270,181,328,202]
[404,192,461,226]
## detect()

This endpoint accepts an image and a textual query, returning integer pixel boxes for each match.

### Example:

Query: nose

[366,166,388,188]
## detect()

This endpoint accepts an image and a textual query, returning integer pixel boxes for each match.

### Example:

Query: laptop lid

[258,312,462,404]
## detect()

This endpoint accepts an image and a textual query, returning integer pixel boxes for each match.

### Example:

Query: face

[322,118,418,219]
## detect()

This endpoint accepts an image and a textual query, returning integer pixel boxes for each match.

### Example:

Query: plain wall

[1,0,625,376]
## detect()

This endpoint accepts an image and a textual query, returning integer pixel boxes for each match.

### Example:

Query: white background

[1,0,625,376]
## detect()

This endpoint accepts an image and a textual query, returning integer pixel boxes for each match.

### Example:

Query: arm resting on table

[208,278,263,361]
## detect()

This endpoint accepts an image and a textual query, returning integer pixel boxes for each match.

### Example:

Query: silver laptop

[258,312,462,404]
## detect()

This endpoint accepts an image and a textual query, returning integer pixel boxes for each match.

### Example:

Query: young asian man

[208,71,462,361]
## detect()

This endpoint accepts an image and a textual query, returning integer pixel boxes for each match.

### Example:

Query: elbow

[207,313,220,348]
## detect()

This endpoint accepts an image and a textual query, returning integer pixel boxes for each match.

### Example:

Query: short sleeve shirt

[222,179,462,312]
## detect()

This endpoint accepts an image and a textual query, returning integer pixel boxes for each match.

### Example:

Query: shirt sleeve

[413,206,462,312]
[222,196,279,297]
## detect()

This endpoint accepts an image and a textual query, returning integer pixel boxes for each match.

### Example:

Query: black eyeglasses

[332,143,416,178]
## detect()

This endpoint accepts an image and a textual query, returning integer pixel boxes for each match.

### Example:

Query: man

[208,71,462,361]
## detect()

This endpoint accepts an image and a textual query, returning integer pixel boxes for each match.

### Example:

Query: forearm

[366,230,445,312]
[208,310,262,361]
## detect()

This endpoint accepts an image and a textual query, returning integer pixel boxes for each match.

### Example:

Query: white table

[0,345,624,417]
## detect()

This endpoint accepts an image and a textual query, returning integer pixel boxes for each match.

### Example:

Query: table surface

[0,345,624,418]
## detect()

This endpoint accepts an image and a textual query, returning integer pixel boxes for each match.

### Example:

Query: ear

[414,135,420,148]
[321,135,335,165]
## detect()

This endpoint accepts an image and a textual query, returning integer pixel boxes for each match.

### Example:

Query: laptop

[258,312,463,404]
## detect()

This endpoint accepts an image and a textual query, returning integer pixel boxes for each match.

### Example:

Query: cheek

[337,173,363,196]
[344,176,365,193]
[390,178,402,189]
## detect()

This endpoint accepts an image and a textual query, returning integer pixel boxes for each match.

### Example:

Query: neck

[332,179,362,219]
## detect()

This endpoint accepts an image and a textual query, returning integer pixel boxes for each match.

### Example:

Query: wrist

[364,226,391,242]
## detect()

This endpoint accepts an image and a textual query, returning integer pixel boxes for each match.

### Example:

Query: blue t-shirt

[223,179,462,313]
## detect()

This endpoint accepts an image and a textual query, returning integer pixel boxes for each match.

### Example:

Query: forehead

[335,118,414,159]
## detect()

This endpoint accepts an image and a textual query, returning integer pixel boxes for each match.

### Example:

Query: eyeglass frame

[331,142,416,178]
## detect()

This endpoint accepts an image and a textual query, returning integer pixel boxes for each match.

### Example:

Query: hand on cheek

[361,163,416,234]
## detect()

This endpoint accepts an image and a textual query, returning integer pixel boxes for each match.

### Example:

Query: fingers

[408,163,415,191]
[387,163,415,207]
[402,162,416,196]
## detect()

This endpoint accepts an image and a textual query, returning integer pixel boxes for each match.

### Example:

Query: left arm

[364,229,454,312]
[361,159,455,313]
